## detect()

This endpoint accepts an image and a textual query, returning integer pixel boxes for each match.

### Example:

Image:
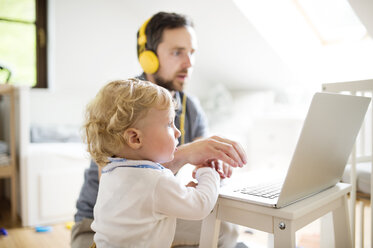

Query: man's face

[153,26,197,92]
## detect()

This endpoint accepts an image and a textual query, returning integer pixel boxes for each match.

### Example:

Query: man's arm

[163,135,247,174]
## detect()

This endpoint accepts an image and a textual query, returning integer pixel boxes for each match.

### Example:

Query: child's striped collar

[102,158,165,174]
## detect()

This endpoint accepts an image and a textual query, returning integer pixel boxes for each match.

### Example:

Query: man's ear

[123,128,142,149]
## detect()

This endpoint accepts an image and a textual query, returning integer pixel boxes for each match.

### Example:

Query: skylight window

[233,0,373,84]
[296,0,367,44]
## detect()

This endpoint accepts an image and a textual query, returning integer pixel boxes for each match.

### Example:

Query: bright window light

[233,0,373,84]
[296,0,367,44]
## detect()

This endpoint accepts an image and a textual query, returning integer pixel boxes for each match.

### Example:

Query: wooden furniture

[200,183,352,248]
[0,84,17,223]
[323,79,373,248]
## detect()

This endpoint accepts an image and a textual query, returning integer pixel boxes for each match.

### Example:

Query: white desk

[199,183,352,248]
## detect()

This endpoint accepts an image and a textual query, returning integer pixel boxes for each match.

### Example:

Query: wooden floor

[0,199,71,248]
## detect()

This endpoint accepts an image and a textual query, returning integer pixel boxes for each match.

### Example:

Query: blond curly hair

[83,78,174,167]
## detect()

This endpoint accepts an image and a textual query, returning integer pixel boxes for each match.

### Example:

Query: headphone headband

[138,18,151,47]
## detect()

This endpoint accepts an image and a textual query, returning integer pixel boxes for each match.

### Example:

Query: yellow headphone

[138,18,159,74]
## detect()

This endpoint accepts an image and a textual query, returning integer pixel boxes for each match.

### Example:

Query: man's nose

[183,54,193,68]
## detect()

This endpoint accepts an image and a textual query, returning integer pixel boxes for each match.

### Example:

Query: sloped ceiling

[348,0,373,36]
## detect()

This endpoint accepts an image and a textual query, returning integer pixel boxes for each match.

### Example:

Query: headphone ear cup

[139,50,159,74]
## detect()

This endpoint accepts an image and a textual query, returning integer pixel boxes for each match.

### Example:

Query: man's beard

[153,73,176,91]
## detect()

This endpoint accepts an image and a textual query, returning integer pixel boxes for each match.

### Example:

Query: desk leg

[320,213,335,248]
[332,195,352,248]
[273,218,295,248]
[199,205,221,248]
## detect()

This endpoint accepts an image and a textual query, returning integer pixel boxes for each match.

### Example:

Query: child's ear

[123,128,142,149]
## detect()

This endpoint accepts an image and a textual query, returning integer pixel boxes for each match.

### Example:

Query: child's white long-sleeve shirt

[91,158,220,248]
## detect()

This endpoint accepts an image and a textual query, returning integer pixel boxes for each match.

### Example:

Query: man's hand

[164,135,247,174]
[180,136,246,167]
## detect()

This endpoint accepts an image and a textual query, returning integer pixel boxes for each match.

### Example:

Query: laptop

[220,92,371,208]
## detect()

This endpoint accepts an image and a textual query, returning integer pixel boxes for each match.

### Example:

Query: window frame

[35,0,47,88]
[0,0,48,88]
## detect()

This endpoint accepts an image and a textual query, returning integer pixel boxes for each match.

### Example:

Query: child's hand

[185,181,198,188]
[192,159,232,179]
[191,160,214,179]
[212,159,233,179]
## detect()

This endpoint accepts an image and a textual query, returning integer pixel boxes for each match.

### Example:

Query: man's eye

[172,51,181,56]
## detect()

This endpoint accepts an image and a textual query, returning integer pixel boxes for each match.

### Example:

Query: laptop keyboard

[234,182,282,199]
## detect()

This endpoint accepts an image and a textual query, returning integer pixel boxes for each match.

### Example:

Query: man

[71,12,247,248]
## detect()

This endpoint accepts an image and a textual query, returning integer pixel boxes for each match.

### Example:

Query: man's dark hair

[137,12,193,57]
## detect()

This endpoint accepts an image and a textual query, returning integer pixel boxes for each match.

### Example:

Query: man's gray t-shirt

[74,91,208,222]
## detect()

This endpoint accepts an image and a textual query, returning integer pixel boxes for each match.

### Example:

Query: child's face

[137,106,181,163]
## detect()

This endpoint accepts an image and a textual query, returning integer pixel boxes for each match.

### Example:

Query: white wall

[29,0,295,126]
